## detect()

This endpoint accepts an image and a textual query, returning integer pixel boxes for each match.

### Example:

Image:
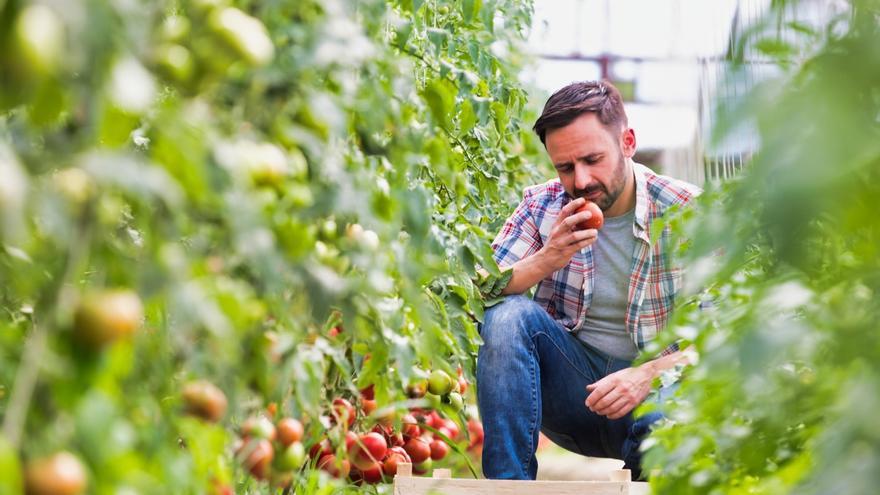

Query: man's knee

[481,294,545,344]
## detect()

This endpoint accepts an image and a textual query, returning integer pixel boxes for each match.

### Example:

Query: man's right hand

[497,198,599,296]
[536,198,599,273]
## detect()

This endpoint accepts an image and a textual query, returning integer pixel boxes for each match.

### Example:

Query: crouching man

[477,80,698,480]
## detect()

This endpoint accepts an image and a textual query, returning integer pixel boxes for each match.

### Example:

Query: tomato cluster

[217,370,484,488]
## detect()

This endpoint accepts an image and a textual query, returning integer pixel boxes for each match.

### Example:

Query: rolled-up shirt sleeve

[491,196,543,268]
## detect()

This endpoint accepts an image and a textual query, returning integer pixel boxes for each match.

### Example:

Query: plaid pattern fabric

[491,162,700,356]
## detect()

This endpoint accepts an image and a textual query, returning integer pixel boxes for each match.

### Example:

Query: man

[477,81,699,480]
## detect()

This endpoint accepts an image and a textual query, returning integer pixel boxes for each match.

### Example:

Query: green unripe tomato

[208,7,274,67]
[242,416,276,440]
[155,44,195,83]
[446,391,464,412]
[73,289,144,348]
[274,441,305,471]
[160,15,190,42]
[427,370,454,396]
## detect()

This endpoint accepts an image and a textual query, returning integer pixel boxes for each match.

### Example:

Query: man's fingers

[562,209,593,231]
[553,198,585,229]
[585,379,614,408]
[590,390,622,412]
[570,230,598,250]
[603,398,635,420]
[570,228,597,242]
[560,197,586,217]
[595,393,629,416]
[559,228,597,248]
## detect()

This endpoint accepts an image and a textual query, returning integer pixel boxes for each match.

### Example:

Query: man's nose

[574,165,591,190]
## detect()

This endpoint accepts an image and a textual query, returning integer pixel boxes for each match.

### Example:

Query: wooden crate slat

[393,477,630,495]
[392,463,652,495]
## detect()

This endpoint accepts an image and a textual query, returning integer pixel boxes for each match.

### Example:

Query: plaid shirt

[491,162,700,356]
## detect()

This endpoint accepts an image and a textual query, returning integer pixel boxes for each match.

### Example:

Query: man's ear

[621,128,637,158]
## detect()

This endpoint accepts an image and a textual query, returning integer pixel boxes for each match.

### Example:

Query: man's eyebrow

[553,153,603,169]
[580,152,603,162]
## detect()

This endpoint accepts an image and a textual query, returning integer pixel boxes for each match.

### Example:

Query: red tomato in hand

[575,201,604,230]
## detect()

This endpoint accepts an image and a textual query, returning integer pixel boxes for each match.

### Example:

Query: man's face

[544,113,636,213]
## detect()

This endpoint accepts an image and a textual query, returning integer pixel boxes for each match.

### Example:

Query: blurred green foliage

[641,0,880,493]
[0,0,545,492]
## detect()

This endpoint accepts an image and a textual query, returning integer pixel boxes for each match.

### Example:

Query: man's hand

[584,365,653,420]
[537,198,599,272]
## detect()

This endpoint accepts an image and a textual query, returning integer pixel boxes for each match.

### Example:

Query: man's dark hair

[533,80,628,145]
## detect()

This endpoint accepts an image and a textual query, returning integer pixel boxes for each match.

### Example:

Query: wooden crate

[392,463,650,495]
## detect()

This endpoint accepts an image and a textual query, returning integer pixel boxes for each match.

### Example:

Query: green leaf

[491,100,508,133]
[395,20,414,49]
[421,78,457,130]
[459,98,476,136]
[462,0,482,23]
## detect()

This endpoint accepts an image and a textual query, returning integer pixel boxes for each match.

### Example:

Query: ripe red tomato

[429,439,449,461]
[401,414,421,440]
[308,438,332,459]
[344,430,358,450]
[348,432,388,471]
[236,438,273,480]
[24,452,88,495]
[403,437,431,464]
[575,201,604,230]
[427,411,443,429]
[372,423,403,447]
[382,446,412,476]
[360,384,375,400]
[442,419,460,440]
[361,398,377,416]
[359,462,383,484]
[181,380,227,423]
[276,417,304,446]
[331,398,356,428]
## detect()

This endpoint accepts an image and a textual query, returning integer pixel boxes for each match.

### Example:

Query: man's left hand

[585,365,654,420]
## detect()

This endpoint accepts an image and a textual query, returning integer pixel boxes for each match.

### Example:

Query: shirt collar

[631,161,652,243]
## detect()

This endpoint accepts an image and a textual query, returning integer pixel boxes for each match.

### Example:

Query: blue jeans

[476,295,665,480]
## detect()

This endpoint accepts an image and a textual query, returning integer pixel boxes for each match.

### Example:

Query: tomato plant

[639,2,880,494]
[0,0,535,492]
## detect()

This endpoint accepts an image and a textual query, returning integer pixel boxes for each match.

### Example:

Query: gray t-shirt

[575,208,640,360]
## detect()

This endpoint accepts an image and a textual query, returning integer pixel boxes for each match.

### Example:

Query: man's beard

[573,151,627,211]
